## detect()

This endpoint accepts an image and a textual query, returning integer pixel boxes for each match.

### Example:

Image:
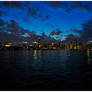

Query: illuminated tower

[77,40,80,49]
[51,42,54,47]
[70,42,73,49]
[38,37,41,48]
[33,41,37,48]
[0,42,2,46]
[74,40,77,49]
[59,42,61,48]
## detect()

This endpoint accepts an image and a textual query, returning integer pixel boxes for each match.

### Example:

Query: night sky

[0,1,92,44]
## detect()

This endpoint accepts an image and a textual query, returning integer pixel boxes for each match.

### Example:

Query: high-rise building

[70,42,73,49]
[58,42,61,47]
[74,40,77,49]
[0,42,2,46]
[51,42,54,47]
[38,37,41,48]
[77,40,80,49]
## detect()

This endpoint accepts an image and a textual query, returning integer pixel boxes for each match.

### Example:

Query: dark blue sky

[0,1,92,43]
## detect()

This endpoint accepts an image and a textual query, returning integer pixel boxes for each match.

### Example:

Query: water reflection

[0,50,92,90]
[87,49,92,64]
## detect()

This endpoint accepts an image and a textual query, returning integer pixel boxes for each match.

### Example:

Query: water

[0,50,92,90]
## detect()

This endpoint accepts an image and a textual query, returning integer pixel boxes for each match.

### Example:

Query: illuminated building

[33,41,37,47]
[65,43,69,49]
[87,41,92,50]
[77,40,80,49]
[74,40,77,49]
[23,41,28,44]
[4,41,11,48]
[5,44,11,47]
[38,37,41,48]
[51,42,54,46]
[58,42,61,47]
[70,44,73,49]
[0,42,2,47]
[29,44,32,47]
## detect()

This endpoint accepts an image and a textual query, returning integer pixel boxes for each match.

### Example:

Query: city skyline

[0,1,92,91]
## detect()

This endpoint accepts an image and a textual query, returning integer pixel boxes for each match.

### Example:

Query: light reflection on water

[87,49,92,64]
[0,50,92,90]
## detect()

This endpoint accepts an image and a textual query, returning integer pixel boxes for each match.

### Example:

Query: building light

[23,41,28,44]
[5,44,11,47]
[29,44,32,47]
[51,42,54,46]
[33,41,37,44]
[39,45,41,48]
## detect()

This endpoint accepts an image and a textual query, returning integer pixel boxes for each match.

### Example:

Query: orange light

[39,45,41,48]
[5,44,11,47]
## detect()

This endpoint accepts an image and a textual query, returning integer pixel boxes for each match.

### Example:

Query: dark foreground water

[0,50,92,90]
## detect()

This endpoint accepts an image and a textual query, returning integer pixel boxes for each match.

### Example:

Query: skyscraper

[38,37,41,48]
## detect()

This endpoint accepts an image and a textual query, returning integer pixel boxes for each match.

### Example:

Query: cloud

[0,12,3,16]
[64,34,80,43]
[45,23,54,28]
[71,2,92,12]
[10,20,19,28]
[41,15,50,21]
[23,18,30,23]
[7,20,19,35]
[50,30,62,35]
[5,20,30,37]
[0,19,32,43]
[64,18,92,43]
[11,1,23,8]
[28,31,39,40]
[50,30,56,35]
[71,29,82,34]
[0,19,63,45]
[2,1,23,9]
[67,34,76,38]
[45,1,92,13]
[28,8,37,16]
[47,1,67,9]
[1,1,92,16]
[80,18,92,43]
[0,19,5,27]
[28,31,36,36]
[66,2,92,13]
[24,2,31,7]
[55,30,62,35]
[3,2,11,8]
[27,7,40,18]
